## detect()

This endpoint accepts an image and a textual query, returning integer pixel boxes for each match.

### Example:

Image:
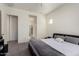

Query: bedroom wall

[0,4,9,44]
[0,4,47,43]
[46,4,79,37]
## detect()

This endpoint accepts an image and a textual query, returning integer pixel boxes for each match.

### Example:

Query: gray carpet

[6,40,32,56]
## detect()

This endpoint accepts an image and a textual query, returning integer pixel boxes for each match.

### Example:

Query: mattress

[29,39,64,56]
[41,38,79,56]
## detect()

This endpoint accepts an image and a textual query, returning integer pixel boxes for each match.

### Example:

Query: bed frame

[29,33,79,56]
[53,33,79,38]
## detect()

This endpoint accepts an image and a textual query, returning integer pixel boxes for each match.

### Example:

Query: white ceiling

[5,3,63,14]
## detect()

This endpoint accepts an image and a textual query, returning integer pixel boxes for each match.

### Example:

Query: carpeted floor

[6,40,32,56]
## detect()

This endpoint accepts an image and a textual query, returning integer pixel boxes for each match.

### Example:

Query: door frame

[29,15,37,39]
[8,15,18,41]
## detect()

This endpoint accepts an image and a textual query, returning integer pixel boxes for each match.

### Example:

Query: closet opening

[29,15,37,39]
[8,15,18,42]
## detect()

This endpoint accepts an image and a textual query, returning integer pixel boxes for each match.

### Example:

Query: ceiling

[4,3,63,14]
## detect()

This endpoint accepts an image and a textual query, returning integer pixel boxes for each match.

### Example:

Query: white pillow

[55,38,64,42]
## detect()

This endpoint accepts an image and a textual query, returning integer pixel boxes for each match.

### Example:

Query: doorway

[8,15,18,42]
[29,15,37,39]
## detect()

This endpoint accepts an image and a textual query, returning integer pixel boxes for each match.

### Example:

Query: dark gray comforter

[29,39,65,56]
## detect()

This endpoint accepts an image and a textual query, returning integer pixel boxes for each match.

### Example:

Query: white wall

[0,4,47,43]
[0,11,1,35]
[0,4,9,44]
[46,4,79,36]
[37,15,47,39]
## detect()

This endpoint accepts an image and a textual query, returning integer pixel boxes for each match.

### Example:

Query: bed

[28,33,79,56]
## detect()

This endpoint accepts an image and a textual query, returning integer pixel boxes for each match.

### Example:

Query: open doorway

[8,15,18,42]
[29,15,37,39]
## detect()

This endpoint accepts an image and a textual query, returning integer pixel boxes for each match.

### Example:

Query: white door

[9,16,18,41]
